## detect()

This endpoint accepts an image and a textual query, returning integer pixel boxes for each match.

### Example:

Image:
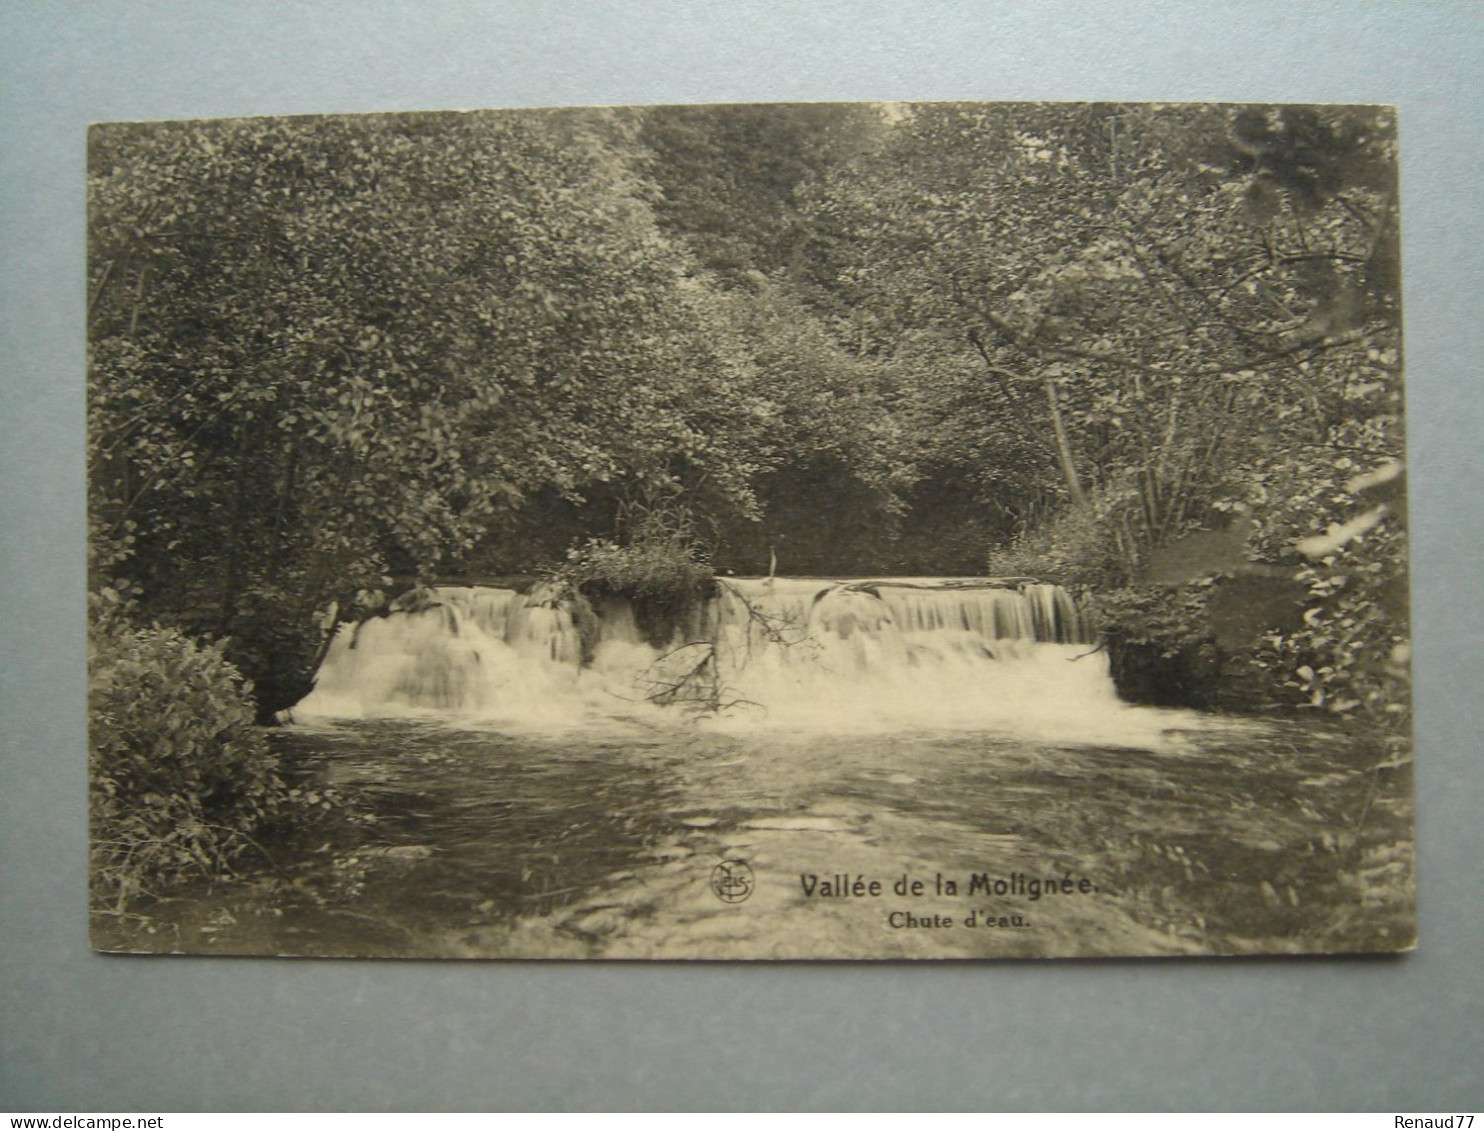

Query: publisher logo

[710,859,755,904]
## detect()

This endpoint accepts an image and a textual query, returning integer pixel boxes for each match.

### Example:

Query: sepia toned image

[87,101,1412,960]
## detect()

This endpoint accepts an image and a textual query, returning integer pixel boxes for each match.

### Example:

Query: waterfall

[285,578,1140,736]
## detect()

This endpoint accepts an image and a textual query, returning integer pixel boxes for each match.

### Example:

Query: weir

[286,579,1133,734]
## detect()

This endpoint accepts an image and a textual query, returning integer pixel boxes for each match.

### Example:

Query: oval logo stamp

[710,859,755,904]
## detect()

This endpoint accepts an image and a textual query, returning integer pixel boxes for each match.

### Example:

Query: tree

[88,109,763,710]
[796,102,1401,574]
[88,103,1406,718]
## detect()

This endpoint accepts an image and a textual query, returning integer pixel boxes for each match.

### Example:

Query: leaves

[87,102,1407,720]
[89,109,785,707]
[88,594,289,901]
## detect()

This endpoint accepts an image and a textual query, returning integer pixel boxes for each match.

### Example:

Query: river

[93,579,1413,959]
[93,709,1413,959]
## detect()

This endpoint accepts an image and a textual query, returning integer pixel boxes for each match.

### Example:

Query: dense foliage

[89,590,289,908]
[89,102,1407,725]
[89,110,771,710]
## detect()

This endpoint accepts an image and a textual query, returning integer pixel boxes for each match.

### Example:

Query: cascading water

[285,578,1172,741]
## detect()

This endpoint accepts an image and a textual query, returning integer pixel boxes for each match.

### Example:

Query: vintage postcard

[88,102,1413,959]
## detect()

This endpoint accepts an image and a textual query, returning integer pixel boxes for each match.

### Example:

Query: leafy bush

[557,490,713,601]
[89,590,289,909]
[1241,430,1410,724]
[1254,521,1410,723]
[1087,583,1226,707]
[561,535,713,603]
[985,498,1130,587]
[556,490,716,649]
[560,534,713,651]
[1091,583,1217,657]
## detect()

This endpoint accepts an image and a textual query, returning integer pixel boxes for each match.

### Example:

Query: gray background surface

[2,0,1480,1112]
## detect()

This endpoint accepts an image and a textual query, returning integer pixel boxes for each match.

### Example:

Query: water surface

[94,711,1414,959]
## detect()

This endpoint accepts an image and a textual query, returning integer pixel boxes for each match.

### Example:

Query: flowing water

[96,579,1414,959]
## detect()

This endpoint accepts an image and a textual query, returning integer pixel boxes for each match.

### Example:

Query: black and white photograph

[87,100,1413,960]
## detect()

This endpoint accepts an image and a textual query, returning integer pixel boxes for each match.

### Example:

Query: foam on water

[285,578,1196,745]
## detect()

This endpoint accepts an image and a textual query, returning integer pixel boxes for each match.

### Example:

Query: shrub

[554,490,715,647]
[1091,583,1217,657]
[561,535,713,603]
[1244,443,1410,725]
[559,535,714,650]
[1254,520,1410,724]
[985,499,1130,588]
[1088,583,1227,707]
[89,590,289,909]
